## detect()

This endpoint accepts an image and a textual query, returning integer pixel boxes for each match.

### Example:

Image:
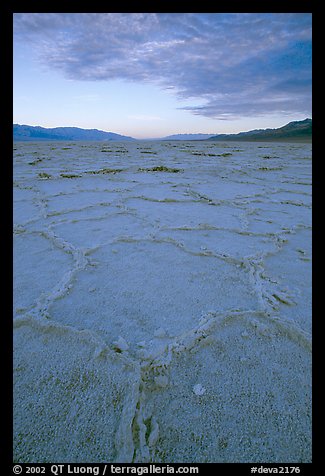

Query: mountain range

[160,133,215,141]
[13,119,312,142]
[13,124,134,141]
[208,118,312,142]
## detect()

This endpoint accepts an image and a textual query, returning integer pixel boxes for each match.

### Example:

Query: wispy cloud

[14,13,312,120]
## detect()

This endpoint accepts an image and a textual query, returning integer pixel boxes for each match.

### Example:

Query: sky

[13,13,312,139]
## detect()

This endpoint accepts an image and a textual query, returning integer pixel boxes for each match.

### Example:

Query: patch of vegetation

[191,151,232,157]
[87,168,124,175]
[138,166,182,173]
[28,158,43,165]
[258,166,283,171]
[38,172,52,179]
[61,147,72,150]
[60,173,82,178]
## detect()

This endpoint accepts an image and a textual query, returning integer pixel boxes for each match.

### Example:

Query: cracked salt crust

[13,140,312,463]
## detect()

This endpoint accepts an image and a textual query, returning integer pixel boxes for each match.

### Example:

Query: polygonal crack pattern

[13,141,312,462]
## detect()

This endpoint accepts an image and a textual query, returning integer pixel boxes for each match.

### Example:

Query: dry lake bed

[13,140,312,463]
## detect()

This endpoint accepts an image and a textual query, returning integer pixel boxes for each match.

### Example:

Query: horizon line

[13,117,312,141]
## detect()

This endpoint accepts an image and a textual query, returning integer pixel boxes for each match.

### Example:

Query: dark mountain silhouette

[208,119,312,142]
[13,124,135,141]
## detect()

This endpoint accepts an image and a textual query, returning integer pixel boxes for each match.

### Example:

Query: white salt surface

[13,140,312,462]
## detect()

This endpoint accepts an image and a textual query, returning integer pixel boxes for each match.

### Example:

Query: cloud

[14,13,312,120]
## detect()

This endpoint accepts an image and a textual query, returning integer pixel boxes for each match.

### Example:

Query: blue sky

[13,13,312,139]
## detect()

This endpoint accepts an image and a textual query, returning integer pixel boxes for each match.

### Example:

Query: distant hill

[13,124,135,141]
[208,119,312,142]
[160,133,216,141]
